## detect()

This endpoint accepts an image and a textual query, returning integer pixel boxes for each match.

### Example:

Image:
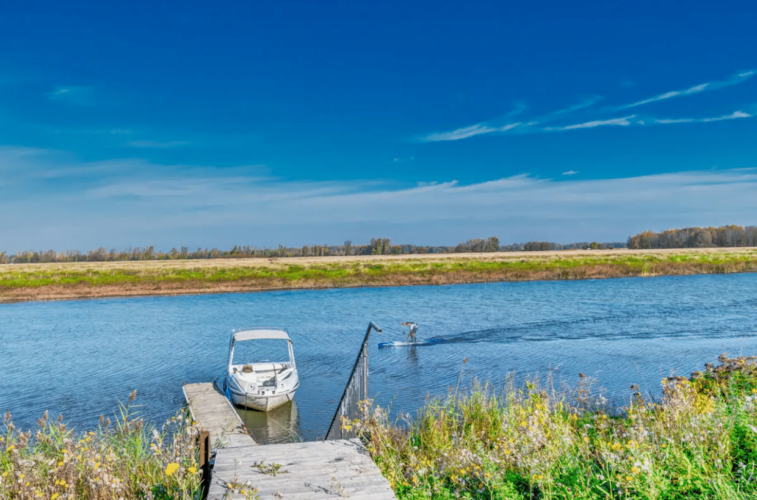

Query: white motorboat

[224,328,299,412]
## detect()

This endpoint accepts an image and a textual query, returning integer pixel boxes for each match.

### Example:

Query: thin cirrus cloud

[617,70,756,110]
[545,115,636,131]
[46,86,94,105]
[421,122,519,142]
[421,70,756,142]
[2,146,757,251]
[654,110,752,125]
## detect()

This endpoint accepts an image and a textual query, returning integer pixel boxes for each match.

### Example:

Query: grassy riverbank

[357,356,757,500]
[1,248,757,302]
[0,394,203,500]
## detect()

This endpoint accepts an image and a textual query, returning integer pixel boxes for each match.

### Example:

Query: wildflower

[51,495,59,500]
[631,466,640,474]
[583,436,590,443]
[188,466,197,474]
[164,462,180,476]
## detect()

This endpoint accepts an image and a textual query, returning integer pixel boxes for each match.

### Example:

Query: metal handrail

[326,322,381,440]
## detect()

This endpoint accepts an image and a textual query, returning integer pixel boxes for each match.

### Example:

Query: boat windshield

[232,339,291,365]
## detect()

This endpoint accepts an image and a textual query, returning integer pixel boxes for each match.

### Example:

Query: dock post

[199,429,210,494]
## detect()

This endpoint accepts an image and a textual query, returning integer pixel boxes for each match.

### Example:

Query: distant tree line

[1,235,630,265]
[628,225,757,249]
[7,224,755,264]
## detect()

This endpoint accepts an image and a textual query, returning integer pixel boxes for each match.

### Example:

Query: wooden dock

[183,381,397,500]
[183,382,256,448]
[208,439,398,500]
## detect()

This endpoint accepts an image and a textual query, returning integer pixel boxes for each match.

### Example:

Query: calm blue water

[2,274,757,443]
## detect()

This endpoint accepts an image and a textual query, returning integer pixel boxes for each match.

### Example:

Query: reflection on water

[237,400,300,444]
[2,273,757,441]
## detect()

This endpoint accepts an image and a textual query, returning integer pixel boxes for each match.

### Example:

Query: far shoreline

[2,247,756,304]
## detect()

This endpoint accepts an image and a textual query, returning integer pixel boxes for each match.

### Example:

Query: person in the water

[400,321,419,343]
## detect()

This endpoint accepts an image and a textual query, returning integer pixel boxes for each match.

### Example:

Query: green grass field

[2,250,757,288]
[1,249,757,302]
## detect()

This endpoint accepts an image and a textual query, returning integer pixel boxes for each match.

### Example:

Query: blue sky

[1,0,756,252]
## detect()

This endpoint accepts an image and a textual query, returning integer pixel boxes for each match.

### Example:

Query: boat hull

[229,384,298,412]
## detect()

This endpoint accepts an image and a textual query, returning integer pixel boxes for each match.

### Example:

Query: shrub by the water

[0,392,202,500]
[355,355,757,499]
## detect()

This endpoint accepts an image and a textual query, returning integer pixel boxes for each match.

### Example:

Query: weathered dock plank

[208,439,397,500]
[183,382,256,448]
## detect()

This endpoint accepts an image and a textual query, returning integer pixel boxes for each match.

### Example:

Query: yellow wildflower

[632,466,640,474]
[51,495,60,500]
[188,466,198,474]
[165,462,180,476]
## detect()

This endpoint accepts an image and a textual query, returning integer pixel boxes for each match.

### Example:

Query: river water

[2,274,756,443]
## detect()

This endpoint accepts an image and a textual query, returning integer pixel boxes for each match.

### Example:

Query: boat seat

[242,364,253,373]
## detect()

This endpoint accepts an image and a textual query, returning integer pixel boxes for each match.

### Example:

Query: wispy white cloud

[540,96,603,121]
[547,115,636,131]
[419,98,603,142]
[654,110,752,125]
[421,122,520,142]
[420,70,756,142]
[46,86,94,105]
[422,124,493,142]
[419,101,530,142]
[393,156,415,163]
[562,170,578,176]
[3,146,757,251]
[127,140,189,149]
[618,70,755,110]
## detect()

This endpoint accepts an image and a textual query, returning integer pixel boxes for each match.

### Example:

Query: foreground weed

[0,391,202,500]
[357,356,757,500]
